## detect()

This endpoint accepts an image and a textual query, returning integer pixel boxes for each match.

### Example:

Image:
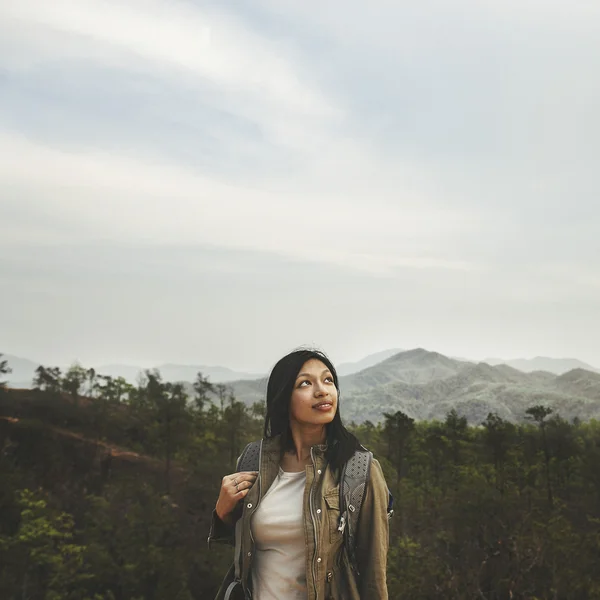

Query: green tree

[383,410,415,480]
[546,415,580,496]
[86,367,97,397]
[482,412,514,493]
[215,383,228,416]
[251,400,266,422]
[443,408,469,467]
[94,374,133,405]
[142,371,190,493]
[192,372,214,413]
[0,489,89,599]
[423,423,447,488]
[0,353,12,388]
[526,404,554,507]
[62,363,89,404]
[223,391,246,465]
[33,365,62,393]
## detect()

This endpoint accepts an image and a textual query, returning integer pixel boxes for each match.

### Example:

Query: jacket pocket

[325,567,355,600]
[324,488,342,544]
[325,569,334,600]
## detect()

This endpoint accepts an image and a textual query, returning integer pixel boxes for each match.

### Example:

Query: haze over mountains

[484,356,599,375]
[0,354,262,389]
[3,349,600,426]
[336,348,404,376]
[5,349,597,387]
[224,349,600,425]
[96,363,262,385]
[2,350,406,386]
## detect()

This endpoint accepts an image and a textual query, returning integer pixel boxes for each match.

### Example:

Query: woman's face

[289,358,338,428]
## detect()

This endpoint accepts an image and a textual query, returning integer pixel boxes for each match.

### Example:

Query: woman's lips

[313,402,333,411]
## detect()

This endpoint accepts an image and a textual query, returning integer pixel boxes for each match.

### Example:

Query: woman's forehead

[297,358,330,376]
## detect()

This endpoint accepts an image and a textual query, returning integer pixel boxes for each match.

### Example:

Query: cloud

[1,0,331,113]
[1,0,599,366]
[0,0,343,160]
[0,132,478,275]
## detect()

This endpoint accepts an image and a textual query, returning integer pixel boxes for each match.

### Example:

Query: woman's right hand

[215,471,258,525]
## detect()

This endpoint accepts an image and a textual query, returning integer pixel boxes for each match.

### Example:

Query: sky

[1,0,599,372]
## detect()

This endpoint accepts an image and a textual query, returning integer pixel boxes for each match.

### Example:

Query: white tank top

[250,467,307,599]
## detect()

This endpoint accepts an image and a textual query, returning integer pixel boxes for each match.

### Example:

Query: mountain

[0,354,41,388]
[6,348,600,425]
[228,349,600,425]
[554,369,600,401]
[94,363,264,385]
[96,363,263,385]
[484,356,599,375]
[0,354,263,387]
[336,348,404,376]
[340,355,600,424]
[344,348,467,389]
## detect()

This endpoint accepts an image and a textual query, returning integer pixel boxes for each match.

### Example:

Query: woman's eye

[299,380,310,387]
[324,377,334,383]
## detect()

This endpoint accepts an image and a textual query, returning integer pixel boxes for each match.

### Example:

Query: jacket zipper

[309,446,318,599]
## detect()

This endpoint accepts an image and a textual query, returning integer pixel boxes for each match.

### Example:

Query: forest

[1,355,600,599]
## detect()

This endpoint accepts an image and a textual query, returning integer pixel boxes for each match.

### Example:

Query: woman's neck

[289,422,327,463]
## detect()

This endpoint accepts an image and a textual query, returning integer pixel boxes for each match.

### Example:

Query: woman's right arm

[215,471,258,524]
[208,470,258,548]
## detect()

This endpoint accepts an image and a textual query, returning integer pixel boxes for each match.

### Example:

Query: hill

[0,354,41,388]
[229,349,600,425]
[336,348,404,376]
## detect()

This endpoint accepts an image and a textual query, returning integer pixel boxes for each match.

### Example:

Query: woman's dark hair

[263,347,362,471]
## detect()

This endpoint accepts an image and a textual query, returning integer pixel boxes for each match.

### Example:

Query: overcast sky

[1,0,599,372]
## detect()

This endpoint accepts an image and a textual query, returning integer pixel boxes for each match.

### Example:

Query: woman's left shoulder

[367,455,388,488]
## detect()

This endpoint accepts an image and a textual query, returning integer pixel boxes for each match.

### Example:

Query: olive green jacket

[208,435,390,599]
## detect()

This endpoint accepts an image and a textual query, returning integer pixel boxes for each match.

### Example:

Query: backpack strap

[232,440,261,597]
[338,447,372,576]
[236,440,261,473]
[338,447,395,576]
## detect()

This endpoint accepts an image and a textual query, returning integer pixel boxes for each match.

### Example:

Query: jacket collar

[261,433,329,456]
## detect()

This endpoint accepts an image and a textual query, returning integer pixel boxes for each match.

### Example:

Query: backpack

[236,440,394,577]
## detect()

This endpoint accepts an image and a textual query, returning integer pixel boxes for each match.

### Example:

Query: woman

[208,348,390,599]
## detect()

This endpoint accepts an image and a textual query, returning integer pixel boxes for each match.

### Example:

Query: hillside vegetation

[3,355,600,598]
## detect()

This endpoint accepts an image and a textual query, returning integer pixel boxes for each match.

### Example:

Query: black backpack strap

[386,487,394,519]
[232,440,261,596]
[338,448,372,576]
[236,440,261,473]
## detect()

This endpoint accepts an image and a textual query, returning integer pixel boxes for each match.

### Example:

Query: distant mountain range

[95,363,262,385]
[484,356,599,375]
[225,349,600,425]
[1,355,41,388]
[0,354,262,388]
[336,348,404,376]
[3,349,600,425]
[1,349,407,387]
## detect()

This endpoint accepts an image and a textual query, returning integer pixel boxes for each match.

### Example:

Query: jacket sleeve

[207,509,236,549]
[355,457,390,599]
[207,452,245,549]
